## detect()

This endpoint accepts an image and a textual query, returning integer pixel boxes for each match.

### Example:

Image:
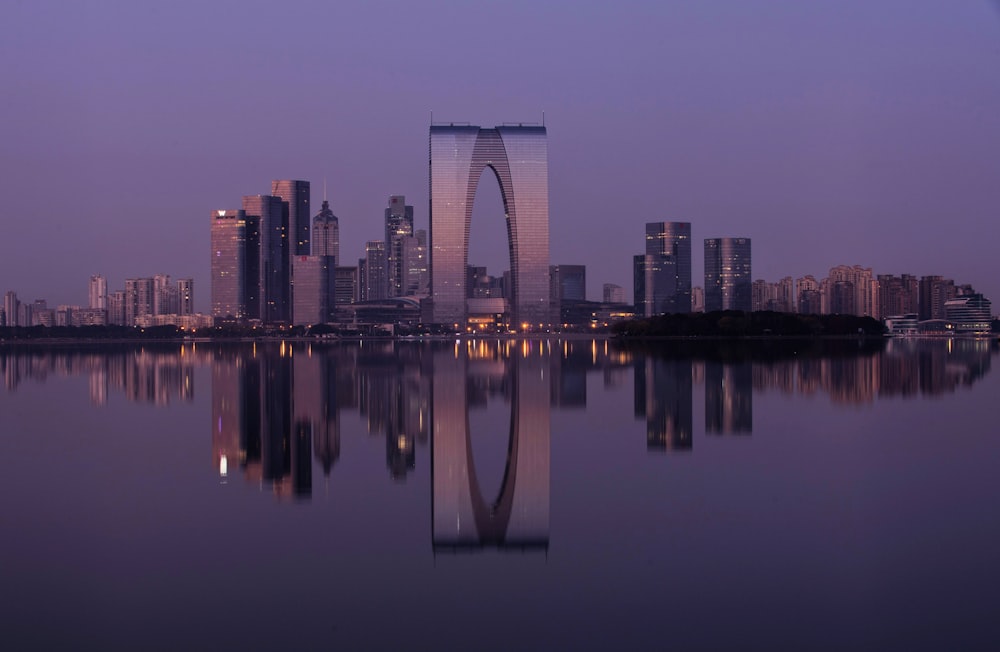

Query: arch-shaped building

[428,125,550,328]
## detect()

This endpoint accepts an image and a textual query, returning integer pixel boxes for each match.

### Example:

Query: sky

[2,0,1000,311]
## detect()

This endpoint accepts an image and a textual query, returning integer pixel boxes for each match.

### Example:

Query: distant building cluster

[210,181,430,327]
[2,274,206,329]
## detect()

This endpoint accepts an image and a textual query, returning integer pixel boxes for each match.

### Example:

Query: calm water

[1,337,998,651]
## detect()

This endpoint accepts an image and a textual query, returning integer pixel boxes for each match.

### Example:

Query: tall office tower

[603,283,626,304]
[919,275,956,321]
[550,265,586,306]
[312,199,339,264]
[429,124,550,328]
[271,180,311,257]
[292,255,333,325]
[0,307,5,327]
[633,254,676,317]
[108,291,126,325]
[243,194,288,322]
[124,278,154,325]
[385,195,414,298]
[153,274,179,315]
[704,238,752,312]
[89,275,107,310]
[210,209,261,320]
[645,222,692,312]
[402,229,429,295]
[360,240,387,301]
[177,279,194,315]
[335,266,359,306]
[4,291,20,327]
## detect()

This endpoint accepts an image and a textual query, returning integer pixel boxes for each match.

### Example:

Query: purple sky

[2,0,999,311]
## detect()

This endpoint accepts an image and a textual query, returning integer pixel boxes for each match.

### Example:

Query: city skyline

[2,2,1000,310]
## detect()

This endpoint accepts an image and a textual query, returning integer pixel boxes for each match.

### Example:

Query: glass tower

[645,222,691,312]
[384,195,414,298]
[271,180,311,257]
[704,237,752,312]
[429,124,550,328]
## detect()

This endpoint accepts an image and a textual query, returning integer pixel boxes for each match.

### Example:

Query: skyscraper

[429,124,550,328]
[312,199,339,264]
[634,254,676,317]
[402,229,429,296]
[704,238,752,312]
[271,180,311,257]
[645,222,691,312]
[360,241,387,301]
[384,195,414,298]
[4,291,19,327]
[210,209,260,320]
[177,279,194,315]
[243,194,287,322]
[292,255,333,325]
[88,275,107,310]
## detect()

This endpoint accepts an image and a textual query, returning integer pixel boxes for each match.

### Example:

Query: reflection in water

[432,341,551,551]
[635,357,693,450]
[705,361,752,435]
[1,338,996,493]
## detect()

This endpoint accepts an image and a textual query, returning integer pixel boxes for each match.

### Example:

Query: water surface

[1,338,998,651]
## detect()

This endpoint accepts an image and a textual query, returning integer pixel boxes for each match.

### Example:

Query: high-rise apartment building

[312,199,339,264]
[634,254,676,317]
[210,209,260,320]
[89,275,107,310]
[125,278,154,325]
[243,195,287,322]
[385,195,414,298]
[919,275,956,321]
[429,124,549,327]
[271,180,311,257]
[645,222,691,312]
[796,275,821,314]
[108,291,126,325]
[360,241,387,301]
[704,238,751,312]
[153,274,178,315]
[826,265,876,318]
[877,274,919,318]
[4,291,20,327]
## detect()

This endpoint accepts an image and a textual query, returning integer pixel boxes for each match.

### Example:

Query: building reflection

[1,337,996,505]
[705,361,753,435]
[634,357,693,450]
[432,340,551,551]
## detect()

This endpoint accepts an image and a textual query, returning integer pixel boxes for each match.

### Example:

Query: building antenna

[542,111,545,127]
[323,177,328,202]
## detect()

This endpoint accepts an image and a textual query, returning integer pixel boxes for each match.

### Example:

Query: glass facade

[210,210,248,319]
[271,180,311,257]
[633,254,676,317]
[645,222,691,312]
[312,199,339,264]
[291,255,333,326]
[704,237,752,312]
[243,195,288,323]
[429,125,550,327]
[384,195,414,298]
